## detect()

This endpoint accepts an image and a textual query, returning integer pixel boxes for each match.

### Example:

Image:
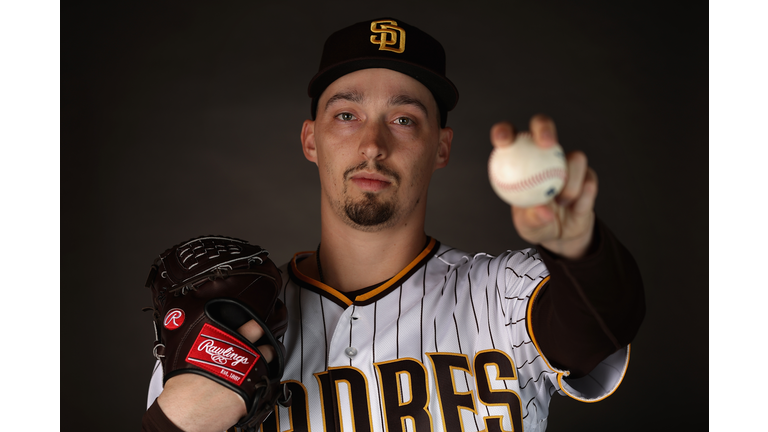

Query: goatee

[344,193,395,227]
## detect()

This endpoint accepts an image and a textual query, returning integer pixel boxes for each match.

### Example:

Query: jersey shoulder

[430,243,550,292]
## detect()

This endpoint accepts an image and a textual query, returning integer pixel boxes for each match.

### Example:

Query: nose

[358,120,388,161]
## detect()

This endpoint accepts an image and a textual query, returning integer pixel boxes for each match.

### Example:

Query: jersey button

[344,347,358,358]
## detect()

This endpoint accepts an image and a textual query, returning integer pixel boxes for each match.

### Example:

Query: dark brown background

[62,1,707,430]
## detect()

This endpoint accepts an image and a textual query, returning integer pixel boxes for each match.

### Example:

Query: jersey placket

[325,303,380,432]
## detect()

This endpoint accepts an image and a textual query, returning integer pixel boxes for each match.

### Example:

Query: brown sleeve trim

[141,398,186,432]
[531,218,646,378]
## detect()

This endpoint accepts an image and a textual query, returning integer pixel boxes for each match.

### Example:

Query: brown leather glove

[145,236,291,431]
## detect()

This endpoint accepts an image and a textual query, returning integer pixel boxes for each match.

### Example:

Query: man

[143,17,644,432]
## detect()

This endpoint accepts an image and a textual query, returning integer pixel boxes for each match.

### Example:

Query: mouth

[349,172,393,193]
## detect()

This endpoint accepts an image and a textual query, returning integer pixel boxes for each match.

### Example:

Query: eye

[395,117,413,126]
[336,112,356,121]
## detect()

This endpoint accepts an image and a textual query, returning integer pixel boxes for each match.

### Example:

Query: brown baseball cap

[308,17,459,127]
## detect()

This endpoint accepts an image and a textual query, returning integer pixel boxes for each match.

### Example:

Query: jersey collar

[288,237,440,308]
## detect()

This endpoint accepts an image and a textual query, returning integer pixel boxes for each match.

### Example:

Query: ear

[433,126,453,170]
[301,119,317,164]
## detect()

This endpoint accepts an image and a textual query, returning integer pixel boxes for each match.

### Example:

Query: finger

[557,151,588,206]
[236,319,265,343]
[572,167,598,216]
[511,202,561,246]
[257,344,277,363]
[529,114,557,148]
[490,121,516,148]
[512,203,554,230]
[236,320,276,363]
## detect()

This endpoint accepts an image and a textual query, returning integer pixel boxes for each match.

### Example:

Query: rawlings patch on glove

[145,236,291,431]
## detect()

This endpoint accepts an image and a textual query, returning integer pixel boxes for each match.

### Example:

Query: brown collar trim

[288,237,440,307]
[289,254,352,308]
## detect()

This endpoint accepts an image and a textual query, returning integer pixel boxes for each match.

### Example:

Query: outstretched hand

[490,115,598,260]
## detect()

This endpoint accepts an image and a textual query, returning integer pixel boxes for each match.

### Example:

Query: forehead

[318,68,437,109]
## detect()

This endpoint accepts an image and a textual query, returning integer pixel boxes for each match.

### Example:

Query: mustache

[343,161,401,184]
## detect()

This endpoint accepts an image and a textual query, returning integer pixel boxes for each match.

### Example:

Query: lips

[350,172,392,192]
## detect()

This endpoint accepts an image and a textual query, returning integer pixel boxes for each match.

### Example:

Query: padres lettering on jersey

[147,238,630,432]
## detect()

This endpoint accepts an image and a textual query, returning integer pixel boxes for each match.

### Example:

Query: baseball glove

[144,235,291,431]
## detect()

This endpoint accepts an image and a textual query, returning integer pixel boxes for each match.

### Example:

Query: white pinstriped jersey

[147,238,629,432]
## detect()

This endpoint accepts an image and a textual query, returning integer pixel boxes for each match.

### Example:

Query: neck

[305,200,428,293]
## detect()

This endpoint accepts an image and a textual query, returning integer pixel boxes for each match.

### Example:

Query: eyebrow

[324,91,364,111]
[388,94,429,118]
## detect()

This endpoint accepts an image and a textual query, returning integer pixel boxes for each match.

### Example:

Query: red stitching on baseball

[490,165,567,192]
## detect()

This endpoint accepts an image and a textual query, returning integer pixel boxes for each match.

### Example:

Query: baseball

[488,132,567,207]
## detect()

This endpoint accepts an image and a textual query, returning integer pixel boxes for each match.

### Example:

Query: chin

[343,193,399,231]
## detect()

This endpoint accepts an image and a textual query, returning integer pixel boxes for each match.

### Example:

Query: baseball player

[142,17,645,432]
